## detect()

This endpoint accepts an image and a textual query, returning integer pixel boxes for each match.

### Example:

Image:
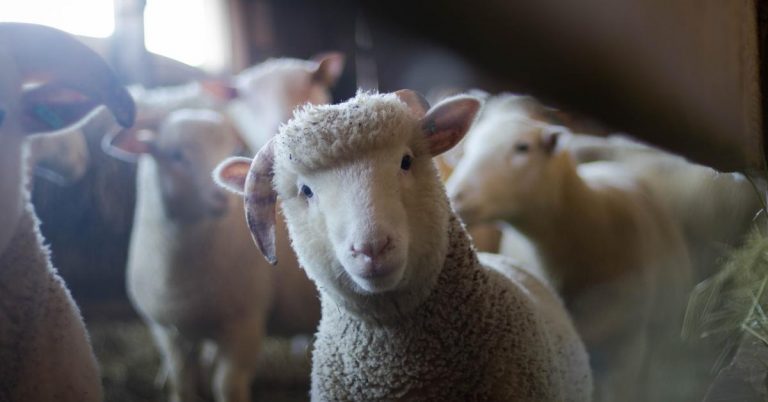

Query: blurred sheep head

[446,112,568,226]
[105,109,244,222]
[0,22,134,252]
[234,52,345,121]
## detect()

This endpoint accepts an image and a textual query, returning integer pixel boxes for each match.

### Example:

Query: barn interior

[1,0,767,401]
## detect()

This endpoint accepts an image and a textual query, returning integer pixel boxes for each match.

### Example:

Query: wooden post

[111,0,150,85]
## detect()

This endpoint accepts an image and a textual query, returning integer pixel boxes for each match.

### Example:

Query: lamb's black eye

[514,143,530,153]
[400,154,412,171]
[301,184,313,198]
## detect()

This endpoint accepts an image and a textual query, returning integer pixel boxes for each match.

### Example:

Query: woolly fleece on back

[312,215,591,401]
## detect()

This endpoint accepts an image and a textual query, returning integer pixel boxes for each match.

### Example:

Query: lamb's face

[447,117,563,225]
[279,141,448,295]
[152,111,243,221]
[214,91,480,311]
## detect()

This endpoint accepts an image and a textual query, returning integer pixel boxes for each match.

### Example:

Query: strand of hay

[683,224,768,369]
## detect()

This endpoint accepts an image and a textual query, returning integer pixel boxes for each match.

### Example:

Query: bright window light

[0,0,114,38]
[144,0,229,71]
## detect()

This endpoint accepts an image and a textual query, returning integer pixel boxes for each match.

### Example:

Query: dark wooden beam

[350,0,764,173]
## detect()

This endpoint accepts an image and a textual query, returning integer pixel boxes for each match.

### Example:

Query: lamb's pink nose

[351,236,392,260]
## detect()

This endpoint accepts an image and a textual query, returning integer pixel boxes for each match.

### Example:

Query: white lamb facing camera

[215,90,592,401]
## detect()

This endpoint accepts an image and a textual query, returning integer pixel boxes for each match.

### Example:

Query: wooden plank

[358,0,764,173]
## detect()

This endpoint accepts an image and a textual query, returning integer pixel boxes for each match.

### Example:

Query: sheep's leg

[571,282,651,402]
[149,323,203,402]
[154,358,169,387]
[591,330,648,402]
[211,316,265,402]
[197,341,219,398]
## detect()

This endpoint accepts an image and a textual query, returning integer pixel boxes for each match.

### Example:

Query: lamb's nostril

[351,243,375,258]
[352,236,393,259]
[361,244,374,258]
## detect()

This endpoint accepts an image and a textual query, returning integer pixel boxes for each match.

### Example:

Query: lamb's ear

[311,52,345,86]
[541,130,562,155]
[101,127,157,163]
[244,139,278,265]
[213,157,252,195]
[395,89,430,119]
[420,96,481,156]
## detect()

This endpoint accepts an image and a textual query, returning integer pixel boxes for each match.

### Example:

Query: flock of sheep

[1,22,761,402]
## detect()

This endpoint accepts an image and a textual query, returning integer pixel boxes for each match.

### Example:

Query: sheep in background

[564,133,763,281]
[481,92,758,279]
[124,53,345,153]
[432,92,561,269]
[119,56,346,245]
[105,109,319,402]
[0,22,135,402]
[442,91,760,280]
[227,53,345,151]
[215,90,592,401]
[126,81,232,131]
[445,95,693,402]
[428,89,518,256]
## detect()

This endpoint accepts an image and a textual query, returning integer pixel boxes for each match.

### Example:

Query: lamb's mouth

[347,260,406,293]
